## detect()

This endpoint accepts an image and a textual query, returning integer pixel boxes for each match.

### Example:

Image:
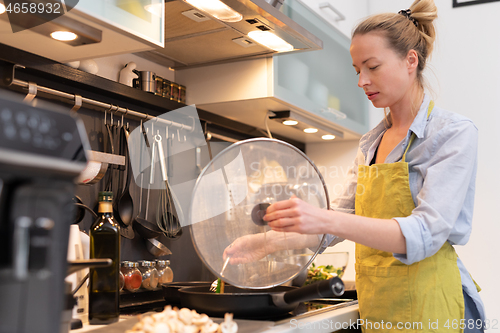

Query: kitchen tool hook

[23,81,37,103]
[109,105,117,125]
[177,127,186,143]
[5,64,25,87]
[124,108,129,131]
[188,116,196,133]
[70,94,82,113]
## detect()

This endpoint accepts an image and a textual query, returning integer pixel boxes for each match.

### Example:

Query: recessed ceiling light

[50,31,78,41]
[322,134,336,140]
[303,128,318,134]
[282,120,298,126]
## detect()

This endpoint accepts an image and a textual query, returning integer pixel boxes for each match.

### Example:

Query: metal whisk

[153,131,182,239]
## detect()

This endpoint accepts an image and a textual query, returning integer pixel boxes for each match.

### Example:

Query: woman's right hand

[223,233,271,265]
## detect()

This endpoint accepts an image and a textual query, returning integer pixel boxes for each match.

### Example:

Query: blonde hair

[352,0,437,126]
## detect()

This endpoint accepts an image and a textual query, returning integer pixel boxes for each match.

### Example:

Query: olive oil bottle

[89,191,120,324]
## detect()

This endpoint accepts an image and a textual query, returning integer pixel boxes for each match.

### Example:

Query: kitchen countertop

[72,302,359,333]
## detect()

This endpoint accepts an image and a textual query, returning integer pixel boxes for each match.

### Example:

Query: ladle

[115,124,134,226]
[112,121,134,239]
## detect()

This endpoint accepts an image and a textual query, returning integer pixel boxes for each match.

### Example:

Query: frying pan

[162,281,213,304]
[178,277,344,318]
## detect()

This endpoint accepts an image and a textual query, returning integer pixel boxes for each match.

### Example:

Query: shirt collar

[359,94,432,156]
[408,94,432,139]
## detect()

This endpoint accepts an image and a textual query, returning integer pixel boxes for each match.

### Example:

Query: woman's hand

[223,233,272,265]
[264,195,333,234]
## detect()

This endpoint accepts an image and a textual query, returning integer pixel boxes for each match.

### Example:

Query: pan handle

[273,277,344,307]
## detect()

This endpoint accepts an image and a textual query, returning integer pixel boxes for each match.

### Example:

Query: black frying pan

[178,277,344,318]
[162,281,213,304]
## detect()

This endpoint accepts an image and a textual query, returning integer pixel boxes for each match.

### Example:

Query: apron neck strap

[402,100,435,162]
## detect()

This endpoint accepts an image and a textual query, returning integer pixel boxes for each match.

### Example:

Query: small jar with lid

[120,261,142,292]
[156,260,174,285]
[138,261,159,290]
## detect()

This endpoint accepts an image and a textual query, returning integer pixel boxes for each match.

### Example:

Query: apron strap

[402,100,435,162]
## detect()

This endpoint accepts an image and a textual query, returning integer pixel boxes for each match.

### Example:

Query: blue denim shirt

[325,94,485,320]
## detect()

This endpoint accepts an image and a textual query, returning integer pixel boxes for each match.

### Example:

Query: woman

[226,0,485,331]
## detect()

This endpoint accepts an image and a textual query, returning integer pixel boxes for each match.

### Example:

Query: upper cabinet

[176,0,370,143]
[297,0,370,39]
[276,0,370,136]
[73,0,164,47]
[0,0,164,63]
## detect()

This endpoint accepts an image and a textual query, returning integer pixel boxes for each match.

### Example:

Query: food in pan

[126,306,238,333]
[305,263,345,285]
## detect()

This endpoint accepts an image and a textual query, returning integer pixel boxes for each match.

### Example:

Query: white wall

[89,53,175,84]
[306,0,500,318]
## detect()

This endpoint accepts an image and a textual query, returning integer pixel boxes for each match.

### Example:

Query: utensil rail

[7,64,193,131]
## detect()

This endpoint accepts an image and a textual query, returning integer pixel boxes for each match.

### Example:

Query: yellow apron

[355,101,465,332]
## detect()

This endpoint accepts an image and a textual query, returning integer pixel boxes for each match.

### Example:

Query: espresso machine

[0,89,89,333]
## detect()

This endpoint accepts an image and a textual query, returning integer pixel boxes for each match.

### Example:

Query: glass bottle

[88,191,121,324]
[156,260,174,285]
[138,261,159,290]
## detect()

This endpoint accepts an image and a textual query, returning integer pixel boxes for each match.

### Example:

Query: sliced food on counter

[126,306,238,333]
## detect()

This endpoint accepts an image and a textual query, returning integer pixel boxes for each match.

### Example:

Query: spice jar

[138,261,159,290]
[156,260,174,285]
[170,82,179,102]
[155,76,163,96]
[162,79,172,99]
[120,261,142,292]
[179,85,186,104]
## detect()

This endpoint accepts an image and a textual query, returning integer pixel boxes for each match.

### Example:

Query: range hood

[134,0,322,69]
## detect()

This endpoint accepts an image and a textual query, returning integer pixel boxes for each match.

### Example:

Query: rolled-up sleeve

[394,120,478,264]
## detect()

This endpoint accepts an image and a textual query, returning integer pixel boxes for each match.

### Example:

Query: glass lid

[189,138,329,289]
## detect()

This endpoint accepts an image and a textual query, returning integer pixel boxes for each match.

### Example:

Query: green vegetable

[215,278,222,293]
[305,263,344,285]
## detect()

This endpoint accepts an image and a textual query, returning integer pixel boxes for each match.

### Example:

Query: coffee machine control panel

[0,98,84,161]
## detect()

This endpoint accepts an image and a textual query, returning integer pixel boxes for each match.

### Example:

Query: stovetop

[119,288,357,322]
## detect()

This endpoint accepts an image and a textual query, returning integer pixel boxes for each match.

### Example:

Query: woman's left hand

[264,195,332,234]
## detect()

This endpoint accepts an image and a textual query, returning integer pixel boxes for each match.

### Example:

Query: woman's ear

[407,49,419,74]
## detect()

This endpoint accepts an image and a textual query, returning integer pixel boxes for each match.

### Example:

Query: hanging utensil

[112,118,134,239]
[133,123,163,239]
[115,124,134,226]
[154,131,182,239]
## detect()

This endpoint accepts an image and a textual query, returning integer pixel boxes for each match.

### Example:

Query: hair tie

[398,9,419,27]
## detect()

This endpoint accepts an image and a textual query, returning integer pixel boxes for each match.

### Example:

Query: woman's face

[350,32,416,109]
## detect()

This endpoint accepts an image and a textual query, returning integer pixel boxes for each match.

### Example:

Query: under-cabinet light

[145,3,163,17]
[283,120,298,126]
[0,3,6,14]
[50,31,78,41]
[185,0,242,22]
[269,110,344,140]
[248,31,294,52]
